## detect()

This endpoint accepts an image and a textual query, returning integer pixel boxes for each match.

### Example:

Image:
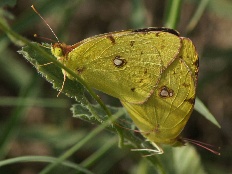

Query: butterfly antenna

[182,138,220,155]
[31,5,60,43]
[34,34,57,43]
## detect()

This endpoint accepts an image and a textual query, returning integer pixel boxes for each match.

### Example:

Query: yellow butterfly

[32,2,199,154]
[51,28,198,153]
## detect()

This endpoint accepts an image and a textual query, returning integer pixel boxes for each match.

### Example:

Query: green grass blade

[186,0,210,34]
[80,137,117,168]
[164,0,183,29]
[195,97,221,128]
[0,156,93,174]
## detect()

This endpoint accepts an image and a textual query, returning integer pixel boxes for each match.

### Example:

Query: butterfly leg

[37,62,54,67]
[38,56,63,66]
[131,142,163,156]
[57,70,66,97]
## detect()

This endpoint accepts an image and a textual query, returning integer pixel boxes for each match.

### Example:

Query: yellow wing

[63,29,182,104]
[121,37,199,145]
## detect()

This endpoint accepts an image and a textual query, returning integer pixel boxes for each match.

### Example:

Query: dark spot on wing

[76,67,85,74]
[130,41,135,46]
[131,87,135,92]
[193,57,199,67]
[182,83,190,87]
[144,69,147,74]
[106,35,116,44]
[184,98,195,104]
[159,86,174,98]
[113,56,127,68]
[154,124,160,133]
[132,27,180,36]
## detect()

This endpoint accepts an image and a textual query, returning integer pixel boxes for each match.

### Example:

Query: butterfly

[32,3,199,154]
[51,27,198,153]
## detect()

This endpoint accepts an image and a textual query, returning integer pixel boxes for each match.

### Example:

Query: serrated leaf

[71,102,133,129]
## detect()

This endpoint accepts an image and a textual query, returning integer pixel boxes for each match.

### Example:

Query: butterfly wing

[65,29,182,104]
[121,37,199,145]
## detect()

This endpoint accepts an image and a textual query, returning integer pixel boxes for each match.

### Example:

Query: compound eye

[52,45,64,58]
[56,48,62,56]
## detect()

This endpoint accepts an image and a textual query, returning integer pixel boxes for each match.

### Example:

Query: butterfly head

[51,43,74,60]
[51,43,65,58]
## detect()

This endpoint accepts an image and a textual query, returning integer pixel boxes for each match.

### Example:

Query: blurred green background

[0,0,231,173]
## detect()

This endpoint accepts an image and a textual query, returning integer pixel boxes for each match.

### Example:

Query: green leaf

[186,0,210,34]
[18,43,85,100]
[164,0,183,29]
[71,103,129,125]
[133,145,207,174]
[172,145,207,174]
[194,97,221,128]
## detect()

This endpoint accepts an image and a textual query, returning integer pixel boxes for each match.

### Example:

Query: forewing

[66,30,182,104]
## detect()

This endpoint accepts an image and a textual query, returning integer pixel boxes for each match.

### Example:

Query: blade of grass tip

[186,0,210,34]
[39,109,124,174]
[164,0,183,29]
[194,97,221,128]
[0,156,93,174]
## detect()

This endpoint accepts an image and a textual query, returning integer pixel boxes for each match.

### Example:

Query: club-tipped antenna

[31,5,60,43]
[33,34,57,43]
